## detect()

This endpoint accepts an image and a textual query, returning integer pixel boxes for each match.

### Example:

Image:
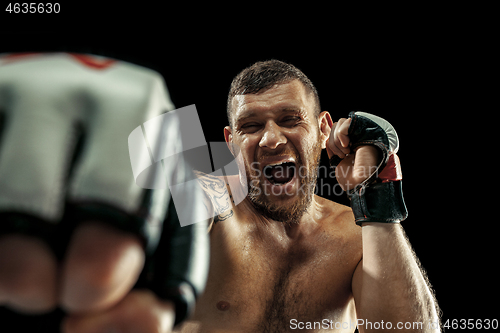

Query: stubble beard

[246,143,322,225]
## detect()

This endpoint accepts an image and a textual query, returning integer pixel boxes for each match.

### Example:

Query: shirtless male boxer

[175,60,440,332]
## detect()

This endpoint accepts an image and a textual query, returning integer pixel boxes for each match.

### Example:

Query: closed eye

[240,123,261,133]
[280,116,301,127]
[239,116,301,133]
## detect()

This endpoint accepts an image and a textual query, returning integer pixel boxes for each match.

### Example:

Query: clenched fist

[0,53,209,332]
[326,117,380,191]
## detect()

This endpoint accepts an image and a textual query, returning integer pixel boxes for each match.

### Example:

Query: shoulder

[316,195,354,223]
[194,171,235,225]
[315,195,361,238]
[316,195,363,267]
[194,170,227,194]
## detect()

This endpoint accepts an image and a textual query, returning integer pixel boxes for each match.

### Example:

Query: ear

[224,126,234,155]
[318,111,333,149]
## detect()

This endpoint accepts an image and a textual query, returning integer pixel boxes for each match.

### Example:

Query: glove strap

[349,180,408,226]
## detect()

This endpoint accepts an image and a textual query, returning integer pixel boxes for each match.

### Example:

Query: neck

[263,194,323,236]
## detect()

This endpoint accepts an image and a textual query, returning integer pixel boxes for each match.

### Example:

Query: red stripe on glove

[378,154,402,182]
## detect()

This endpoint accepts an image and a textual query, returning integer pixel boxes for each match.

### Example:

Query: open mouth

[263,162,296,185]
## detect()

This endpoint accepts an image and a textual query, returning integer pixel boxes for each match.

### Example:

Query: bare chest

[192,217,361,332]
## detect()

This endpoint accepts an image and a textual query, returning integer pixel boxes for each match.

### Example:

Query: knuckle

[0,237,57,301]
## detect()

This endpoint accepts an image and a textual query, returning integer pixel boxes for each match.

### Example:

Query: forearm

[355,223,440,332]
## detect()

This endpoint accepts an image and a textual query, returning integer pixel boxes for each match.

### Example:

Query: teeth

[265,160,296,168]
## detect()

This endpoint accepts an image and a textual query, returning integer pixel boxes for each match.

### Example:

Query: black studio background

[0,6,495,332]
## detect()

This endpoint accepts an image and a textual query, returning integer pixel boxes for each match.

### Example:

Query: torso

[175,175,362,333]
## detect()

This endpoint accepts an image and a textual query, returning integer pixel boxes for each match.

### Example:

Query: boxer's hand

[0,53,172,317]
[327,111,407,225]
[0,53,209,329]
[326,118,380,191]
[62,290,175,333]
[0,53,165,315]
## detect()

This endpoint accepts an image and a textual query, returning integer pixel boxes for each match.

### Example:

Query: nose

[259,121,286,149]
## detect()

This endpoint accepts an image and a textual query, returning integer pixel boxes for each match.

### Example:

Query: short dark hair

[226,59,321,127]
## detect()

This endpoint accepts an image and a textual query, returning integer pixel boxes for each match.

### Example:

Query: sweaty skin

[175,81,363,332]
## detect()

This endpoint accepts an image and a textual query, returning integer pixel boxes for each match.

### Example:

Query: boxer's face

[225,80,329,223]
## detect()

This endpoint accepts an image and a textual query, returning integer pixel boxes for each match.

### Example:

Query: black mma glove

[330,111,408,226]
